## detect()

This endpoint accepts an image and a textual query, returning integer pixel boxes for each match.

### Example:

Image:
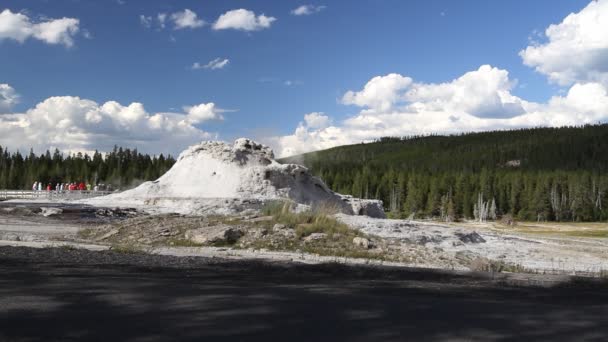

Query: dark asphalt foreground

[0,247,607,342]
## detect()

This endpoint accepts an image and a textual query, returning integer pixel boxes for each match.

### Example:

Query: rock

[158,228,178,237]
[2,207,32,216]
[280,229,296,239]
[272,223,287,231]
[85,138,376,217]
[342,196,386,218]
[353,237,373,249]
[40,207,63,217]
[250,227,269,239]
[303,233,327,243]
[185,225,244,245]
[415,235,444,245]
[455,231,486,244]
[95,207,138,218]
[248,215,273,222]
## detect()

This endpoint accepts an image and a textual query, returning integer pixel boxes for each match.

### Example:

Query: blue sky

[1,0,607,156]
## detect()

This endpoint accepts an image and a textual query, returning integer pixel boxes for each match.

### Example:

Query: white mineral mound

[85,138,385,217]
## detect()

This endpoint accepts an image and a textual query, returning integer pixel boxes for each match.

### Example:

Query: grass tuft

[262,200,354,239]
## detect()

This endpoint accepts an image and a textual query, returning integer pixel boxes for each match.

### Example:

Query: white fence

[0,190,114,201]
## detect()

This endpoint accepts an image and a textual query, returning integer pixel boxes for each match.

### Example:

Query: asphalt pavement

[1,246,607,341]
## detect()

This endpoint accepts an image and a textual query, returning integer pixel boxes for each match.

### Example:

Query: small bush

[294,215,352,239]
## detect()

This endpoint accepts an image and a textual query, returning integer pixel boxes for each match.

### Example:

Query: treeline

[281,125,608,222]
[0,146,175,190]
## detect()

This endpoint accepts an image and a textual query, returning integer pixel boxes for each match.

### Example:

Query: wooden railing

[0,190,114,201]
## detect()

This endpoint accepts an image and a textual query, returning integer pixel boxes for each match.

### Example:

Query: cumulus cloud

[403,65,527,118]
[192,58,230,70]
[520,0,608,86]
[303,112,331,129]
[272,65,608,157]
[342,73,412,112]
[291,5,326,16]
[271,112,347,157]
[0,95,221,155]
[170,9,204,29]
[183,102,225,124]
[0,84,19,111]
[213,9,276,31]
[0,9,80,47]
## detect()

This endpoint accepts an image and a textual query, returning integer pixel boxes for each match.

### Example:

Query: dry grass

[490,221,608,238]
[469,257,530,273]
[261,200,355,239]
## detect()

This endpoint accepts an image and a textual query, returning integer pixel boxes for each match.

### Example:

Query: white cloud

[213,9,276,31]
[272,65,608,157]
[141,10,203,30]
[170,9,204,30]
[0,95,220,155]
[0,84,19,112]
[291,5,326,16]
[192,58,230,70]
[520,0,608,86]
[274,3,608,157]
[139,15,152,28]
[184,102,224,124]
[403,65,527,119]
[342,73,412,112]
[304,112,331,129]
[157,13,167,29]
[0,9,80,47]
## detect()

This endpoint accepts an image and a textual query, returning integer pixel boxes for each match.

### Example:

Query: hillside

[280,125,608,222]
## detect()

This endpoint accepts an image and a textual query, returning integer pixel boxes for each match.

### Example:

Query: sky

[1,0,607,157]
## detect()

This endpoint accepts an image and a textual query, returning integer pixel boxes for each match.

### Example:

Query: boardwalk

[0,190,113,201]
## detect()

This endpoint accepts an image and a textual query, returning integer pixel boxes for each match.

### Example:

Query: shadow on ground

[0,246,607,341]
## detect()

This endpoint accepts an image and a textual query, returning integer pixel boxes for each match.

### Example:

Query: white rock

[272,223,287,231]
[185,225,244,245]
[303,233,327,243]
[40,207,63,217]
[84,138,383,217]
[353,237,372,249]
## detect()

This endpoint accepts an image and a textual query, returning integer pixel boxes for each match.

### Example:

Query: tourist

[46,184,51,191]
[32,182,38,191]
[37,182,42,191]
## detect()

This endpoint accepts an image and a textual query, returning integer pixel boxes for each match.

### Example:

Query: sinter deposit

[85,139,384,217]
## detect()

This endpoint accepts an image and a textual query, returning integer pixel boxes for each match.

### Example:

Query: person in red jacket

[79,182,86,191]
[46,184,52,191]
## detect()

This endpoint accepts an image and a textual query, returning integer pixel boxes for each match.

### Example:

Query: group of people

[32,181,98,192]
